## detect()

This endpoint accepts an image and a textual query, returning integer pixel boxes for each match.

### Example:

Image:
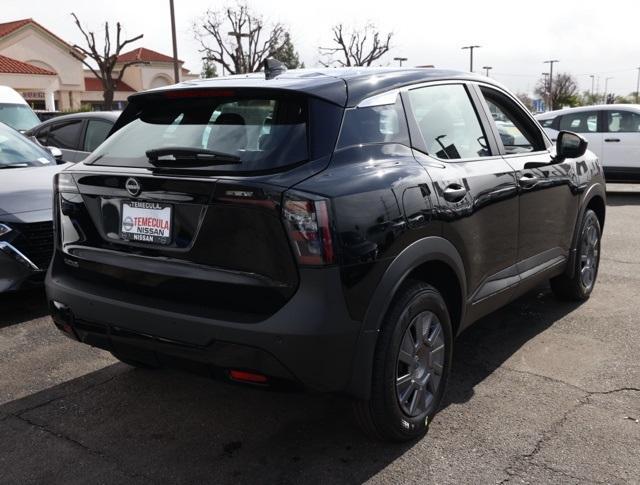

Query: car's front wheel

[353,280,453,442]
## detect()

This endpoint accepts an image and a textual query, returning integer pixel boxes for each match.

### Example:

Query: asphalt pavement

[1,185,639,485]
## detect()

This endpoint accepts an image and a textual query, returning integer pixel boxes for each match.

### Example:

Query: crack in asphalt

[500,366,640,396]
[10,412,155,484]
[3,368,156,483]
[601,257,640,266]
[493,366,637,484]
[11,370,122,418]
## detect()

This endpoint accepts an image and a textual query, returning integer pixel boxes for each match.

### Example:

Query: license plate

[120,200,172,245]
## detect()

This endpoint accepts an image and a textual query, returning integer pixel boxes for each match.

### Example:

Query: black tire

[353,280,453,442]
[111,353,160,369]
[551,209,601,301]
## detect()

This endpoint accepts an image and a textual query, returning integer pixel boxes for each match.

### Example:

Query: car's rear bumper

[45,263,363,394]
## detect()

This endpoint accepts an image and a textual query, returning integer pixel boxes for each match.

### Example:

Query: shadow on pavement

[445,286,580,407]
[0,286,582,484]
[0,288,48,329]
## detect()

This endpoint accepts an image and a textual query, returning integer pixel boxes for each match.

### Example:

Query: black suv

[46,66,606,442]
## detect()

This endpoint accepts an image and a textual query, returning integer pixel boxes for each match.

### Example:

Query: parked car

[34,110,64,123]
[25,111,120,163]
[0,122,68,292]
[536,104,640,182]
[0,86,40,132]
[46,65,605,442]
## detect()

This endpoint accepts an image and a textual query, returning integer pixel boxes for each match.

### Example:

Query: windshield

[0,103,41,132]
[87,94,309,173]
[0,122,54,168]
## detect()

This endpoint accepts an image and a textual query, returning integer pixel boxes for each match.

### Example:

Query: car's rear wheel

[551,209,601,301]
[353,280,453,442]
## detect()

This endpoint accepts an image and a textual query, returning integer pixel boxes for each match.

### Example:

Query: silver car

[0,122,67,292]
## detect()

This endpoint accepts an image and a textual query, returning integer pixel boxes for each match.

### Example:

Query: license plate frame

[120,200,173,246]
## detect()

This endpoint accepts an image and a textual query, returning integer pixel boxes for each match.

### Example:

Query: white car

[536,104,640,182]
[0,86,40,132]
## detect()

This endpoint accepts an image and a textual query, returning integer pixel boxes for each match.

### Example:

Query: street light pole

[590,74,595,103]
[604,77,614,104]
[543,59,558,110]
[482,66,492,77]
[636,67,640,104]
[393,57,408,67]
[461,45,481,72]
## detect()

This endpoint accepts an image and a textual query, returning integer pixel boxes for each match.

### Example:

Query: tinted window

[0,122,54,167]
[408,84,490,159]
[88,95,308,172]
[540,118,555,128]
[607,110,640,133]
[84,119,113,152]
[337,95,409,149]
[0,103,40,131]
[34,125,49,145]
[48,120,83,149]
[481,88,544,154]
[559,111,598,133]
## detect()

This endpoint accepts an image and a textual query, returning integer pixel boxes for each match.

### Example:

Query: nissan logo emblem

[125,178,141,197]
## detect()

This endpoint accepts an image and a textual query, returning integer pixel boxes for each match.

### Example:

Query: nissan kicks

[46,63,605,441]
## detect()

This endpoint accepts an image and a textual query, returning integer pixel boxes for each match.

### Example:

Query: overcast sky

[3,0,639,97]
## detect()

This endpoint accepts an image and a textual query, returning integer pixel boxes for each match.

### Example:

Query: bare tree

[319,23,393,67]
[70,13,146,110]
[194,3,287,75]
[535,72,580,109]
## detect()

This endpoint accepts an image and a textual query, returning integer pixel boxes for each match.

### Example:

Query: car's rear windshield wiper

[146,147,242,167]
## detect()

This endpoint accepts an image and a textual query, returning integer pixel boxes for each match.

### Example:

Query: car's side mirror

[555,131,587,161]
[46,146,63,162]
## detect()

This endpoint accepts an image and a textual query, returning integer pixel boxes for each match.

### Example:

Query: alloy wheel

[579,217,600,291]
[396,311,446,417]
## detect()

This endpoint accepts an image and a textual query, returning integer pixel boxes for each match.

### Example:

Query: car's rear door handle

[518,173,539,188]
[604,138,620,142]
[443,185,467,202]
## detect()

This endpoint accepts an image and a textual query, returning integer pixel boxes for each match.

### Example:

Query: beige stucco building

[0,18,197,111]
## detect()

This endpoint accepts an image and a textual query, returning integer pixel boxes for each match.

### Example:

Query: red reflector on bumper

[229,370,268,384]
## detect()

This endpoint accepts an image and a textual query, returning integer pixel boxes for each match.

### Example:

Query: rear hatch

[53,87,343,324]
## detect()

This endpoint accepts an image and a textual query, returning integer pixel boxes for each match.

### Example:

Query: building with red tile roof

[0,18,196,111]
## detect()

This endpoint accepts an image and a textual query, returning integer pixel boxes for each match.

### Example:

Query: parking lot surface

[1,186,639,485]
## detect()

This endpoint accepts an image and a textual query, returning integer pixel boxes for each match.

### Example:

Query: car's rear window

[87,95,308,172]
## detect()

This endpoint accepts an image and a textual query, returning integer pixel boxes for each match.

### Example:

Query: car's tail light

[283,196,335,265]
[229,369,268,384]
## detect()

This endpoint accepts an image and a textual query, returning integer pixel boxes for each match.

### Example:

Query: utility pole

[636,67,640,104]
[543,60,559,110]
[461,45,481,72]
[542,72,550,111]
[393,57,408,67]
[590,74,595,103]
[604,77,614,104]
[482,66,492,77]
[169,0,180,83]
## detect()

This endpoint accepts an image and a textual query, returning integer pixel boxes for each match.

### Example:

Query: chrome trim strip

[357,88,402,108]
[0,241,39,270]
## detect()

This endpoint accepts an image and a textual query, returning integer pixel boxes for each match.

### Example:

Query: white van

[0,86,41,132]
[536,104,640,182]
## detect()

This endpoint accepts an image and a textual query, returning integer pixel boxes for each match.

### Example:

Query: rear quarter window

[337,95,409,149]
